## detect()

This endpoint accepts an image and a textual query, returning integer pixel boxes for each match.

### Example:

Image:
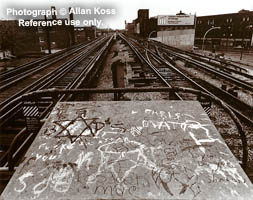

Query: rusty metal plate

[2,101,253,200]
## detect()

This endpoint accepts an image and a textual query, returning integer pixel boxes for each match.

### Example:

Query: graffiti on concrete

[10,102,251,199]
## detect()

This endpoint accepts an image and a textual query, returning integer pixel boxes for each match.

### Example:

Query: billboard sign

[158,15,195,26]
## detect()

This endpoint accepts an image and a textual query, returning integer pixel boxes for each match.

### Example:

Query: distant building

[84,26,96,40]
[125,22,135,34]
[125,10,196,50]
[154,12,196,50]
[195,10,253,50]
[75,28,87,43]
[74,26,96,42]
[0,20,40,56]
[0,19,72,55]
[37,18,72,51]
[0,6,83,56]
[137,9,149,37]
[148,17,158,37]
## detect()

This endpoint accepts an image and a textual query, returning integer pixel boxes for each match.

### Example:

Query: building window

[247,17,250,21]
[38,27,43,33]
[230,18,232,22]
[208,19,214,25]
[242,17,245,21]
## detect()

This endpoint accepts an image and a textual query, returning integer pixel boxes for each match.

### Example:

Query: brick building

[74,26,96,43]
[37,18,72,51]
[195,9,253,50]
[0,18,73,56]
[137,9,149,37]
[125,10,196,50]
[0,20,40,56]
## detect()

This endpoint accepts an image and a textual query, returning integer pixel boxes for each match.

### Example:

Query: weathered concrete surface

[154,29,195,50]
[2,101,253,200]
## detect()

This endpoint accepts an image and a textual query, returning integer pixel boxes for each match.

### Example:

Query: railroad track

[122,38,205,100]
[0,42,88,87]
[147,39,253,164]
[150,41,253,88]
[165,49,253,91]
[121,34,252,109]
[120,33,251,163]
[0,36,108,122]
[143,40,253,125]
[0,39,106,104]
[0,35,113,169]
[149,40,253,81]
[124,36,253,120]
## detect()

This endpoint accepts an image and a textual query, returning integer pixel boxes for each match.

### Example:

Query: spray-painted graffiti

[7,102,253,200]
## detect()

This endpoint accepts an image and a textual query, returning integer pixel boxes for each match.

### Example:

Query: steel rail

[0,42,85,79]
[120,34,183,100]
[150,39,250,74]
[166,50,253,91]
[0,38,107,91]
[0,39,110,128]
[151,46,253,125]
[3,36,114,170]
[0,37,109,116]
[151,41,253,90]
[124,35,253,124]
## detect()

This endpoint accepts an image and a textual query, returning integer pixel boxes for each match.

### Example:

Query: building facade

[0,20,40,56]
[125,10,196,50]
[137,9,149,37]
[195,10,253,50]
[154,12,196,50]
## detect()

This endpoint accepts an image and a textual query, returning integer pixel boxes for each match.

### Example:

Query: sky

[0,0,253,29]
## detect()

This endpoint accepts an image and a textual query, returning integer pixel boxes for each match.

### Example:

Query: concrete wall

[155,29,195,50]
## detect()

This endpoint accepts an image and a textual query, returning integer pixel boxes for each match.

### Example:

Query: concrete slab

[2,101,253,200]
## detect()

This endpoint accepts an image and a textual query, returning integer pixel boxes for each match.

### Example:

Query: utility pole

[69,7,75,46]
[44,15,51,54]
[240,32,244,60]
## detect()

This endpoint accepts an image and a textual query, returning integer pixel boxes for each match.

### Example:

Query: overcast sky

[1,0,253,29]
